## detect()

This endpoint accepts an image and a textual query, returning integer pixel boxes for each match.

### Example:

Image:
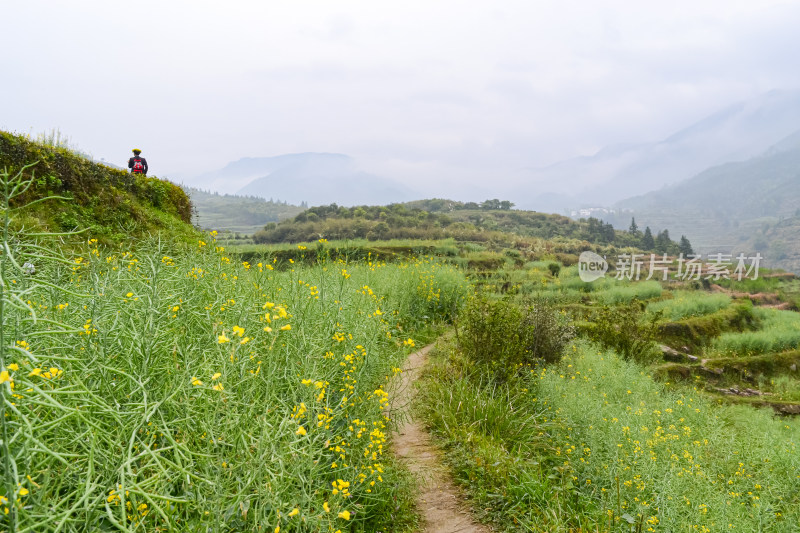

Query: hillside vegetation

[0,130,194,244]
[252,201,690,253]
[185,187,304,235]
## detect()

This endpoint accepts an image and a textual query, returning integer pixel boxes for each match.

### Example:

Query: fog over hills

[190,152,418,207]
[612,129,800,272]
[618,130,800,215]
[180,90,800,219]
[512,90,800,212]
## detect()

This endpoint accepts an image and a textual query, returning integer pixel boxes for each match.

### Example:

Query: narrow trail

[391,344,491,533]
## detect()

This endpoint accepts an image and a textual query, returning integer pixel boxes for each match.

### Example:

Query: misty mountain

[190,153,418,207]
[513,90,800,211]
[190,153,335,192]
[618,130,800,215]
[614,130,800,272]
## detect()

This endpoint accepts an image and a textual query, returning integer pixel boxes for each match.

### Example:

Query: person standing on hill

[128,148,148,176]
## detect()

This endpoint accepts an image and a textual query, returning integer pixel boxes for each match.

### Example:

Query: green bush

[585,300,661,364]
[458,295,574,380]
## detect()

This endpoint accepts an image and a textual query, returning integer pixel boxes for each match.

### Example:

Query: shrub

[523,301,576,363]
[458,295,575,380]
[586,300,661,364]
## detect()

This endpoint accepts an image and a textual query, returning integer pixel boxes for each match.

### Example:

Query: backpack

[132,158,144,173]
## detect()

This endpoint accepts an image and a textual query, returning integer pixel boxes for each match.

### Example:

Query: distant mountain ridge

[617,129,800,215]
[513,89,800,211]
[191,152,418,207]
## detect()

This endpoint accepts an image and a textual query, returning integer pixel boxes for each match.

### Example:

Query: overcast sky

[3,0,800,189]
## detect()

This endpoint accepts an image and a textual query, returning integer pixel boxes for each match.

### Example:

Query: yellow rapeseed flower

[212,372,221,380]
[280,324,291,331]
[218,333,230,344]
[0,371,10,384]
[212,384,224,391]
[18,488,29,496]
[29,368,42,377]
[296,426,307,436]
[288,508,299,517]
[8,364,19,371]
[232,325,245,337]
[323,502,330,512]
[338,510,351,520]
[191,377,203,386]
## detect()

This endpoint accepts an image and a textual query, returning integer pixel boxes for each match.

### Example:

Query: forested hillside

[252,200,691,253]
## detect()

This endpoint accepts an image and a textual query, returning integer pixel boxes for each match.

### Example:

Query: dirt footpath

[391,345,491,533]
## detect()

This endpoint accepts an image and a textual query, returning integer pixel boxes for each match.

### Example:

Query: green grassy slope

[184,187,304,234]
[0,130,195,245]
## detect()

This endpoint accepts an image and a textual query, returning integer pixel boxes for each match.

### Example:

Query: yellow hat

[132,148,142,154]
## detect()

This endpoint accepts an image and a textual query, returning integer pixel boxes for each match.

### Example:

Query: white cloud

[2,0,800,190]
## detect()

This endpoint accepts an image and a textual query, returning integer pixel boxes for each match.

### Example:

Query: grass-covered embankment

[0,130,194,245]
